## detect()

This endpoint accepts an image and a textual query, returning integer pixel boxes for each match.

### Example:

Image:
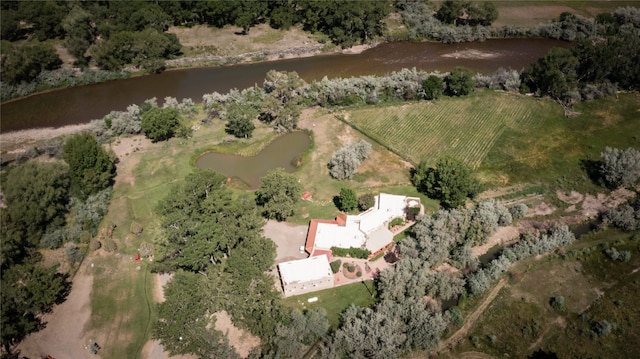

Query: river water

[0,39,570,133]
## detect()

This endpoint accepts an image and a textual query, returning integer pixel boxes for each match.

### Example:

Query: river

[0,39,570,133]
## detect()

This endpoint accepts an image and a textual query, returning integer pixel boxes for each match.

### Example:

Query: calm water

[0,39,570,133]
[195,131,312,189]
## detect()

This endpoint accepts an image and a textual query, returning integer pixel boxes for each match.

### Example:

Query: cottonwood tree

[154,270,239,358]
[63,132,115,199]
[422,75,444,100]
[445,66,475,96]
[255,168,302,221]
[141,107,180,142]
[268,309,329,358]
[525,47,579,101]
[1,263,69,354]
[329,140,372,180]
[2,161,70,246]
[600,146,640,188]
[224,101,257,138]
[156,170,264,272]
[412,157,481,208]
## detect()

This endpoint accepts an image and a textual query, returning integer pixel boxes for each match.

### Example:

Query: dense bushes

[605,203,640,231]
[600,147,640,188]
[330,246,371,259]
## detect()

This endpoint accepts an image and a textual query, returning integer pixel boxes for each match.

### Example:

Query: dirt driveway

[17,270,96,359]
[263,220,309,263]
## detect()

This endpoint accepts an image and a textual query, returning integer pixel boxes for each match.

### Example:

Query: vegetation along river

[0,39,570,133]
[195,131,312,189]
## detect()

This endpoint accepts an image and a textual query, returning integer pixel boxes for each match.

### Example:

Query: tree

[423,75,443,100]
[1,263,69,354]
[62,5,95,66]
[2,161,70,246]
[141,107,180,142]
[63,132,115,199]
[445,66,475,96]
[157,170,264,272]
[358,193,376,211]
[154,270,239,358]
[525,47,579,101]
[0,41,62,84]
[413,157,480,208]
[224,102,257,138]
[269,309,329,357]
[329,140,372,180]
[600,146,640,188]
[255,168,302,221]
[436,0,465,25]
[339,187,358,212]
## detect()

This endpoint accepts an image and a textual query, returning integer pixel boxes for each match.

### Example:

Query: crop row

[346,93,541,167]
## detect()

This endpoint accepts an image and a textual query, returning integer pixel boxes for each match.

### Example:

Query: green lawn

[283,281,378,328]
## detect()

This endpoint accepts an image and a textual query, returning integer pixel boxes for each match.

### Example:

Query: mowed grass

[90,258,155,358]
[345,91,546,168]
[283,281,377,328]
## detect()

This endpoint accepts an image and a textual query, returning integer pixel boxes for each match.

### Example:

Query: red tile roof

[305,217,345,254]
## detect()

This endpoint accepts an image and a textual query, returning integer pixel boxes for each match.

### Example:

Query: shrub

[390,217,404,228]
[103,238,117,253]
[332,246,371,259]
[509,203,528,220]
[600,147,640,188]
[89,239,102,251]
[65,242,83,265]
[356,271,362,277]
[550,295,566,312]
[605,247,632,262]
[330,259,342,274]
[358,193,376,211]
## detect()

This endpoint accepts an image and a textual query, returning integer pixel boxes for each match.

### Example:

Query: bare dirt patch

[556,190,584,205]
[109,135,154,187]
[493,6,580,27]
[17,272,96,359]
[263,220,309,263]
[213,311,261,358]
[473,226,520,257]
[0,123,91,156]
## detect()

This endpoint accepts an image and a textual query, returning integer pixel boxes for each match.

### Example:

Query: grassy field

[345,91,640,193]
[283,281,378,328]
[344,91,548,168]
[450,228,640,358]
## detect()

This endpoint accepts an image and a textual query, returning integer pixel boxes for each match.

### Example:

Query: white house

[305,193,421,259]
[278,254,334,297]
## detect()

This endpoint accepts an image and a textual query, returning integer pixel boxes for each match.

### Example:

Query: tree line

[0,132,116,355]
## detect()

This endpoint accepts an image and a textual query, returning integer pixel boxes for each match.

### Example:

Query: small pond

[195,131,311,189]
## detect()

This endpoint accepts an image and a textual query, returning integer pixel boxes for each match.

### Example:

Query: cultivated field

[344,91,552,167]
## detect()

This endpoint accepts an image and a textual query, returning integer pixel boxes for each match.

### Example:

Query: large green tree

[445,66,475,96]
[0,41,62,85]
[2,161,70,246]
[63,132,115,199]
[141,107,180,142]
[255,168,302,221]
[413,157,481,208]
[157,170,264,272]
[339,187,358,213]
[525,47,579,101]
[1,263,69,354]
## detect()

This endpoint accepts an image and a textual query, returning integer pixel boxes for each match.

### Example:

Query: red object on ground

[134,253,140,263]
[302,192,312,200]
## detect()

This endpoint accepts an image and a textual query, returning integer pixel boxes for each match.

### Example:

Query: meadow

[449,229,640,358]
[345,91,640,193]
